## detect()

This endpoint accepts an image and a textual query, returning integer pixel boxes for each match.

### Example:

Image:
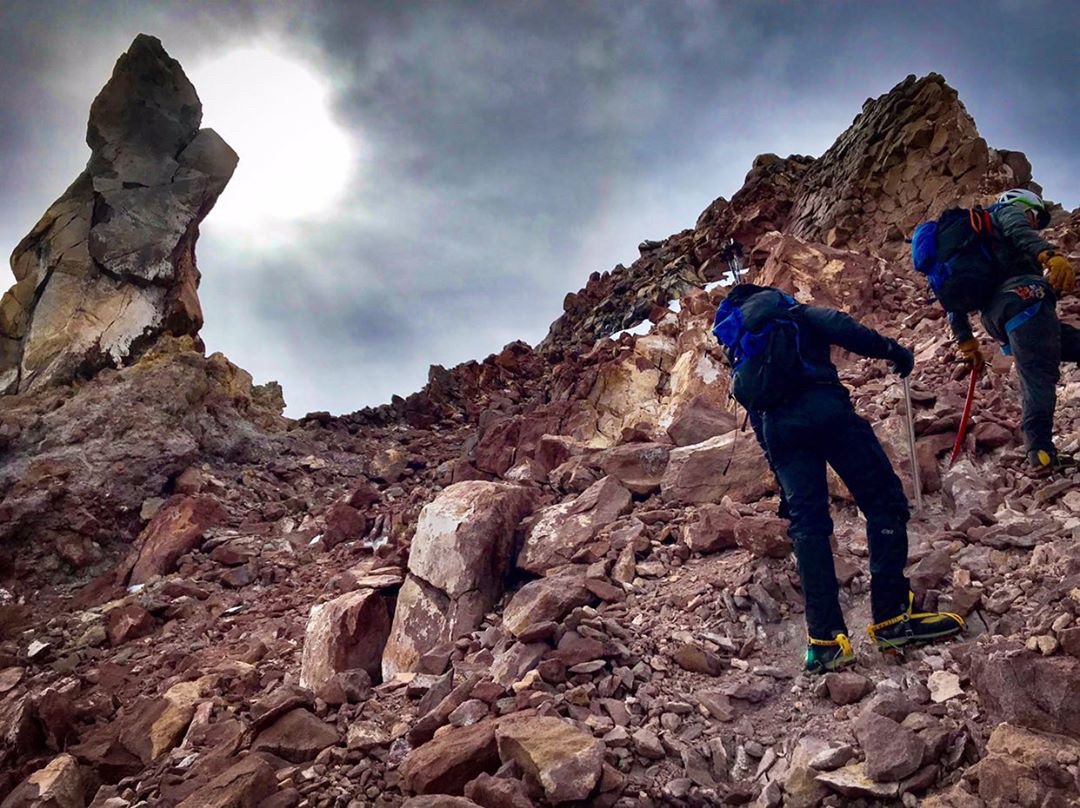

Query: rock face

[382,482,538,679]
[2,58,1078,808]
[0,341,285,573]
[0,34,236,395]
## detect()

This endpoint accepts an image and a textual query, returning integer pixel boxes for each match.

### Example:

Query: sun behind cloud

[189,39,356,246]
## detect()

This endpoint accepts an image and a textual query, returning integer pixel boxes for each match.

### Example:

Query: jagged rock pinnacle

[0,34,237,394]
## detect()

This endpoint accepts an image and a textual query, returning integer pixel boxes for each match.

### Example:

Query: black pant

[981,276,1080,454]
[760,386,911,639]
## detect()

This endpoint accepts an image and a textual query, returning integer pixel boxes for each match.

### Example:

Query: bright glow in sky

[189,41,355,246]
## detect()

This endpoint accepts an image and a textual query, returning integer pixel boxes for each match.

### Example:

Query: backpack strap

[968,206,993,235]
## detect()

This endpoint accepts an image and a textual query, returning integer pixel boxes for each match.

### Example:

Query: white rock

[928,670,963,703]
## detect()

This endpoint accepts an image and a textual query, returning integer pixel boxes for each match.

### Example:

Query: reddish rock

[322,502,368,548]
[119,680,207,764]
[0,753,83,808]
[496,716,604,804]
[518,476,631,574]
[974,421,1013,451]
[106,604,156,646]
[682,504,738,554]
[584,578,625,603]
[972,645,1080,739]
[824,672,872,705]
[854,711,926,783]
[299,589,391,699]
[1059,627,1080,659]
[666,397,737,447]
[251,708,338,763]
[400,720,501,796]
[175,755,278,808]
[473,412,562,476]
[660,433,773,505]
[464,772,535,808]
[672,643,725,676]
[346,480,381,509]
[128,495,227,584]
[54,533,102,569]
[503,567,594,638]
[592,443,670,496]
[33,688,79,751]
[908,548,952,597]
[400,798,483,808]
[733,516,792,559]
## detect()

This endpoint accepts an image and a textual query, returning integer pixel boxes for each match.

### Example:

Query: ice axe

[902,378,922,511]
[948,367,980,467]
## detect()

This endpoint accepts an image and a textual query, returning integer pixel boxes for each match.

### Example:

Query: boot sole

[874,626,963,651]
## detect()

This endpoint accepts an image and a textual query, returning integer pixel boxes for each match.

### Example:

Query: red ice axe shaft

[948,367,979,467]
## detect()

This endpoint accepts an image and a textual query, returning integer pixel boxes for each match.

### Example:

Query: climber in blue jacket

[715,285,964,673]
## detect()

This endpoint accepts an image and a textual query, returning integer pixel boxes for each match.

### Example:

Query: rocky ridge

[0,41,1078,808]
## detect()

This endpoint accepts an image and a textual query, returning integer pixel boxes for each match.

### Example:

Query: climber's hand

[1039,251,1075,296]
[956,338,985,374]
[886,340,914,379]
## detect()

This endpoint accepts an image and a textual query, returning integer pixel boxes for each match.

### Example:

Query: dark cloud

[2,0,1077,414]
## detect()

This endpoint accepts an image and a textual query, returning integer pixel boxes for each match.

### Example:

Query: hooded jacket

[719,285,901,392]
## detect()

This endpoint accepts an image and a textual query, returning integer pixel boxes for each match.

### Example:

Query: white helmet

[997,188,1050,227]
[997,188,1045,211]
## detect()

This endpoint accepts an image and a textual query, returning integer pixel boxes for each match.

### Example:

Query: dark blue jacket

[722,285,901,389]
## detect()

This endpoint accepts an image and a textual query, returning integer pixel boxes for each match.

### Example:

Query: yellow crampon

[805,632,855,673]
[867,592,965,651]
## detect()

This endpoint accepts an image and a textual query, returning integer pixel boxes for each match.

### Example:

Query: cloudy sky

[1,1,1076,415]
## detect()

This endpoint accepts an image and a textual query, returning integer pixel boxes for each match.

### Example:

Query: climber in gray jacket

[947,189,1079,473]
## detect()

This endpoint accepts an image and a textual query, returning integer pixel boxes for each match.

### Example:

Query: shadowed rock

[0,34,237,394]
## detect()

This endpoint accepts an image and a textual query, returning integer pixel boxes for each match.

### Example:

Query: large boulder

[591,443,670,496]
[383,482,538,679]
[300,589,392,696]
[660,432,774,505]
[971,644,1080,739]
[517,476,631,574]
[666,395,737,447]
[250,708,339,763]
[495,716,605,804]
[0,34,237,394]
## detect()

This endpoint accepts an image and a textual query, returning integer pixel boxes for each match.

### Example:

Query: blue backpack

[911,205,1004,312]
[712,287,808,412]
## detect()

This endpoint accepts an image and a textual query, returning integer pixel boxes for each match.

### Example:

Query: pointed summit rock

[787,72,1030,247]
[0,34,237,394]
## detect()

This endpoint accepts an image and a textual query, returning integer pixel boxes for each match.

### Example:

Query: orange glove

[956,338,985,373]
[1039,250,1075,295]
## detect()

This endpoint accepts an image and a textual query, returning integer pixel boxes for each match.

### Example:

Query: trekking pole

[902,378,923,512]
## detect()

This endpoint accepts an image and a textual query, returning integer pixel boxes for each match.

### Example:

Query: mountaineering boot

[1028,448,1057,476]
[805,633,856,674]
[867,593,964,652]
